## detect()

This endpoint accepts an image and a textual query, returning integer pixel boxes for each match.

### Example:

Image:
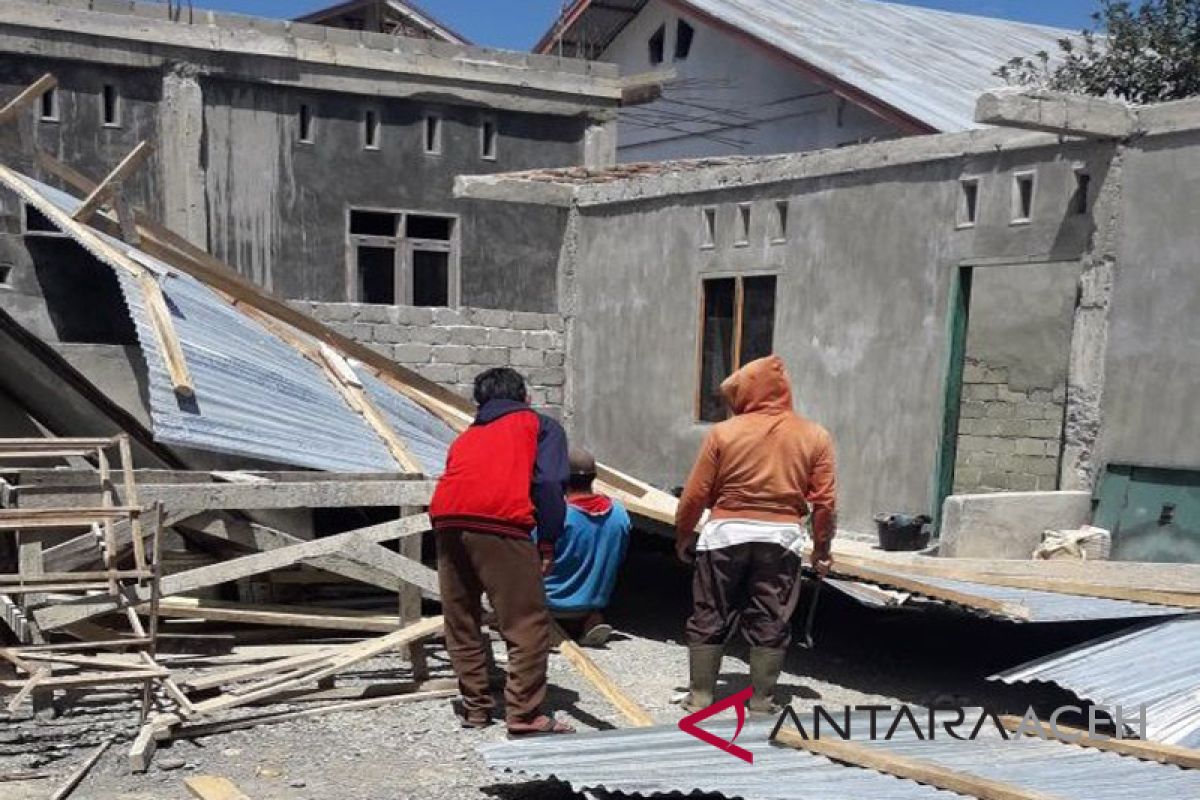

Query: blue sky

[198,1,1103,51]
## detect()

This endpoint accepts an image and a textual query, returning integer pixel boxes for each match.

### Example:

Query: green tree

[997,0,1200,104]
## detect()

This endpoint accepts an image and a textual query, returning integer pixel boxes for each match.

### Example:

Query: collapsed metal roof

[483,713,1200,799]
[7,171,455,475]
[992,616,1200,747]
[827,563,1191,623]
[537,0,1073,132]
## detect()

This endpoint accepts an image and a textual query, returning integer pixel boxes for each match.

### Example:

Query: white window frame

[345,206,461,307]
[424,114,442,155]
[958,177,980,229]
[480,118,497,161]
[298,102,315,144]
[734,202,751,247]
[363,108,381,150]
[39,86,59,122]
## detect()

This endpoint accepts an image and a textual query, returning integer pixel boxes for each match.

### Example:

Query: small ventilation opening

[1074,172,1091,214]
[1013,173,1035,222]
[40,87,58,121]
[960,180,979,226]
[675,20,695,60]
[649,24,665,65]
[299,103,314,142]
[102,84,119,126]
[702,207,716,248]
[0,263,12,288]
[773,200,789,242]
[736,203,751,245]
[364,109,380,149]
[424,115,441,154]
[481,120,497,160]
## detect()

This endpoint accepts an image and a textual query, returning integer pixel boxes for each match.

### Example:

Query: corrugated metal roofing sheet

[573,0,1073,131]
[992,616,1200,748]
[484,713,1200,799]
[828,563,1190,623]
[18,174,454,475]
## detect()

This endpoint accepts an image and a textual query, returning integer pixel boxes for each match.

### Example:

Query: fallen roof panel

[992,616,1200,747]
[833,563,1191,623]
[8,171,454,475]
[484,714,1200,800]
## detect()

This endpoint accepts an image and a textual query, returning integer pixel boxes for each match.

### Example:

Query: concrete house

[0,0,621,326]
[535,0,1071,161]
[296,0,470,43]
[459,93,1200,560]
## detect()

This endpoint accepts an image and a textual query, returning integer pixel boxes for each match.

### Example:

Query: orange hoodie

[675,355,837,551]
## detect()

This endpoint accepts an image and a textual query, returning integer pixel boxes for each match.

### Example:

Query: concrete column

[158,62,208,248]
[583,118,617,168]
[1061,146,1123,492]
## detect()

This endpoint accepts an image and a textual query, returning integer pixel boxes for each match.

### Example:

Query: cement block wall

[954,359,1065,493]
[293,302,567,415]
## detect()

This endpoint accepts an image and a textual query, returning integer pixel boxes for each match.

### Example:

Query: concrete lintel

[454,174,576,207]
[976,89,1136,139]
[0,3,622,111]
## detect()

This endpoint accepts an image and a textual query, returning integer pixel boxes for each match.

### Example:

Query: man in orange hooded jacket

[675,355,836,714]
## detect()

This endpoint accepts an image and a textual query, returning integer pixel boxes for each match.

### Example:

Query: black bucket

[874,513,932,552]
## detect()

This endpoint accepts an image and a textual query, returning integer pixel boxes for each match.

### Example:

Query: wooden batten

[0,73,57,125]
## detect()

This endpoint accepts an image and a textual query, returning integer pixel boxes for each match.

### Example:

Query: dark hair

[567,471,596,493]
[473,367,527,405]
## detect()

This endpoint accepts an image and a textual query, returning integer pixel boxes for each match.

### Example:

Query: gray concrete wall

[1101,126,1200,470]
[201,77,580,309]
[564,138,1111,534]
[294,301,567,415]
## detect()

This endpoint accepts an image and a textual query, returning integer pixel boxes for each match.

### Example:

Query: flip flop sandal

[452,699,493,729]
[579,623,614,648]
[506,716,576,738]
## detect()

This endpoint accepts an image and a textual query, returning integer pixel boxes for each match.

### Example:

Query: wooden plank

[0,570,153,583]
[137,480,435,513]
[188,615,443,716]
[0,507,140,530]
[182,648,341,692]
[0,73,57,125]
[554,624,654,727]
[138,272,195,397]
[184,775,251,800]
[49,735,115,800]
[0,771,52,782]
[829,561,1031,620]
[37,515,431,630]
[0,669,166,689]
[10,638,152,653]
[148,598,403,633]
[5,666,48,712]
[773,728,1065,800]
[832,551,1200,609]
[72,142,153,223]
[171,687,454,740]
[999,715,1200,770]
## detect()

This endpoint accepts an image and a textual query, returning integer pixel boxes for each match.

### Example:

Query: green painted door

[1094,465,1200,563]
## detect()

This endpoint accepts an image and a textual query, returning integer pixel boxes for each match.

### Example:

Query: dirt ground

[0,538,1131,800]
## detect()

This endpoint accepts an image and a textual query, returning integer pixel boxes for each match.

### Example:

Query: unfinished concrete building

[459,93,1200,561]
[0,0,620,323]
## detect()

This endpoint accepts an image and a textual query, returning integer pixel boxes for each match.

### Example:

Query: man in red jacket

[430,367,574,736]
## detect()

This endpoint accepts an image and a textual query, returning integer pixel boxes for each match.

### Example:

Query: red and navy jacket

[430,399,569,556]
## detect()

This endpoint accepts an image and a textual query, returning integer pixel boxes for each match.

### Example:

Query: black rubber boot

[682,644,724,712]
[747,647,786,715]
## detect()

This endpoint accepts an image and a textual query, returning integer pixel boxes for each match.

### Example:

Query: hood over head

[720,355,793,415]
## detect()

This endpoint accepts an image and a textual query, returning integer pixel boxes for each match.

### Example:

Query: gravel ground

[0,541,1128,800]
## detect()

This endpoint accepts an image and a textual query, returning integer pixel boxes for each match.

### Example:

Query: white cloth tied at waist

[697,518,809,556]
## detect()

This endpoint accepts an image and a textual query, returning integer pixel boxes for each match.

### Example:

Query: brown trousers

[436,529,549,725]
[686,542,804,649]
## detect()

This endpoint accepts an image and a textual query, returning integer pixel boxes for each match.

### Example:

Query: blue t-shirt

[536,497,631,612]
